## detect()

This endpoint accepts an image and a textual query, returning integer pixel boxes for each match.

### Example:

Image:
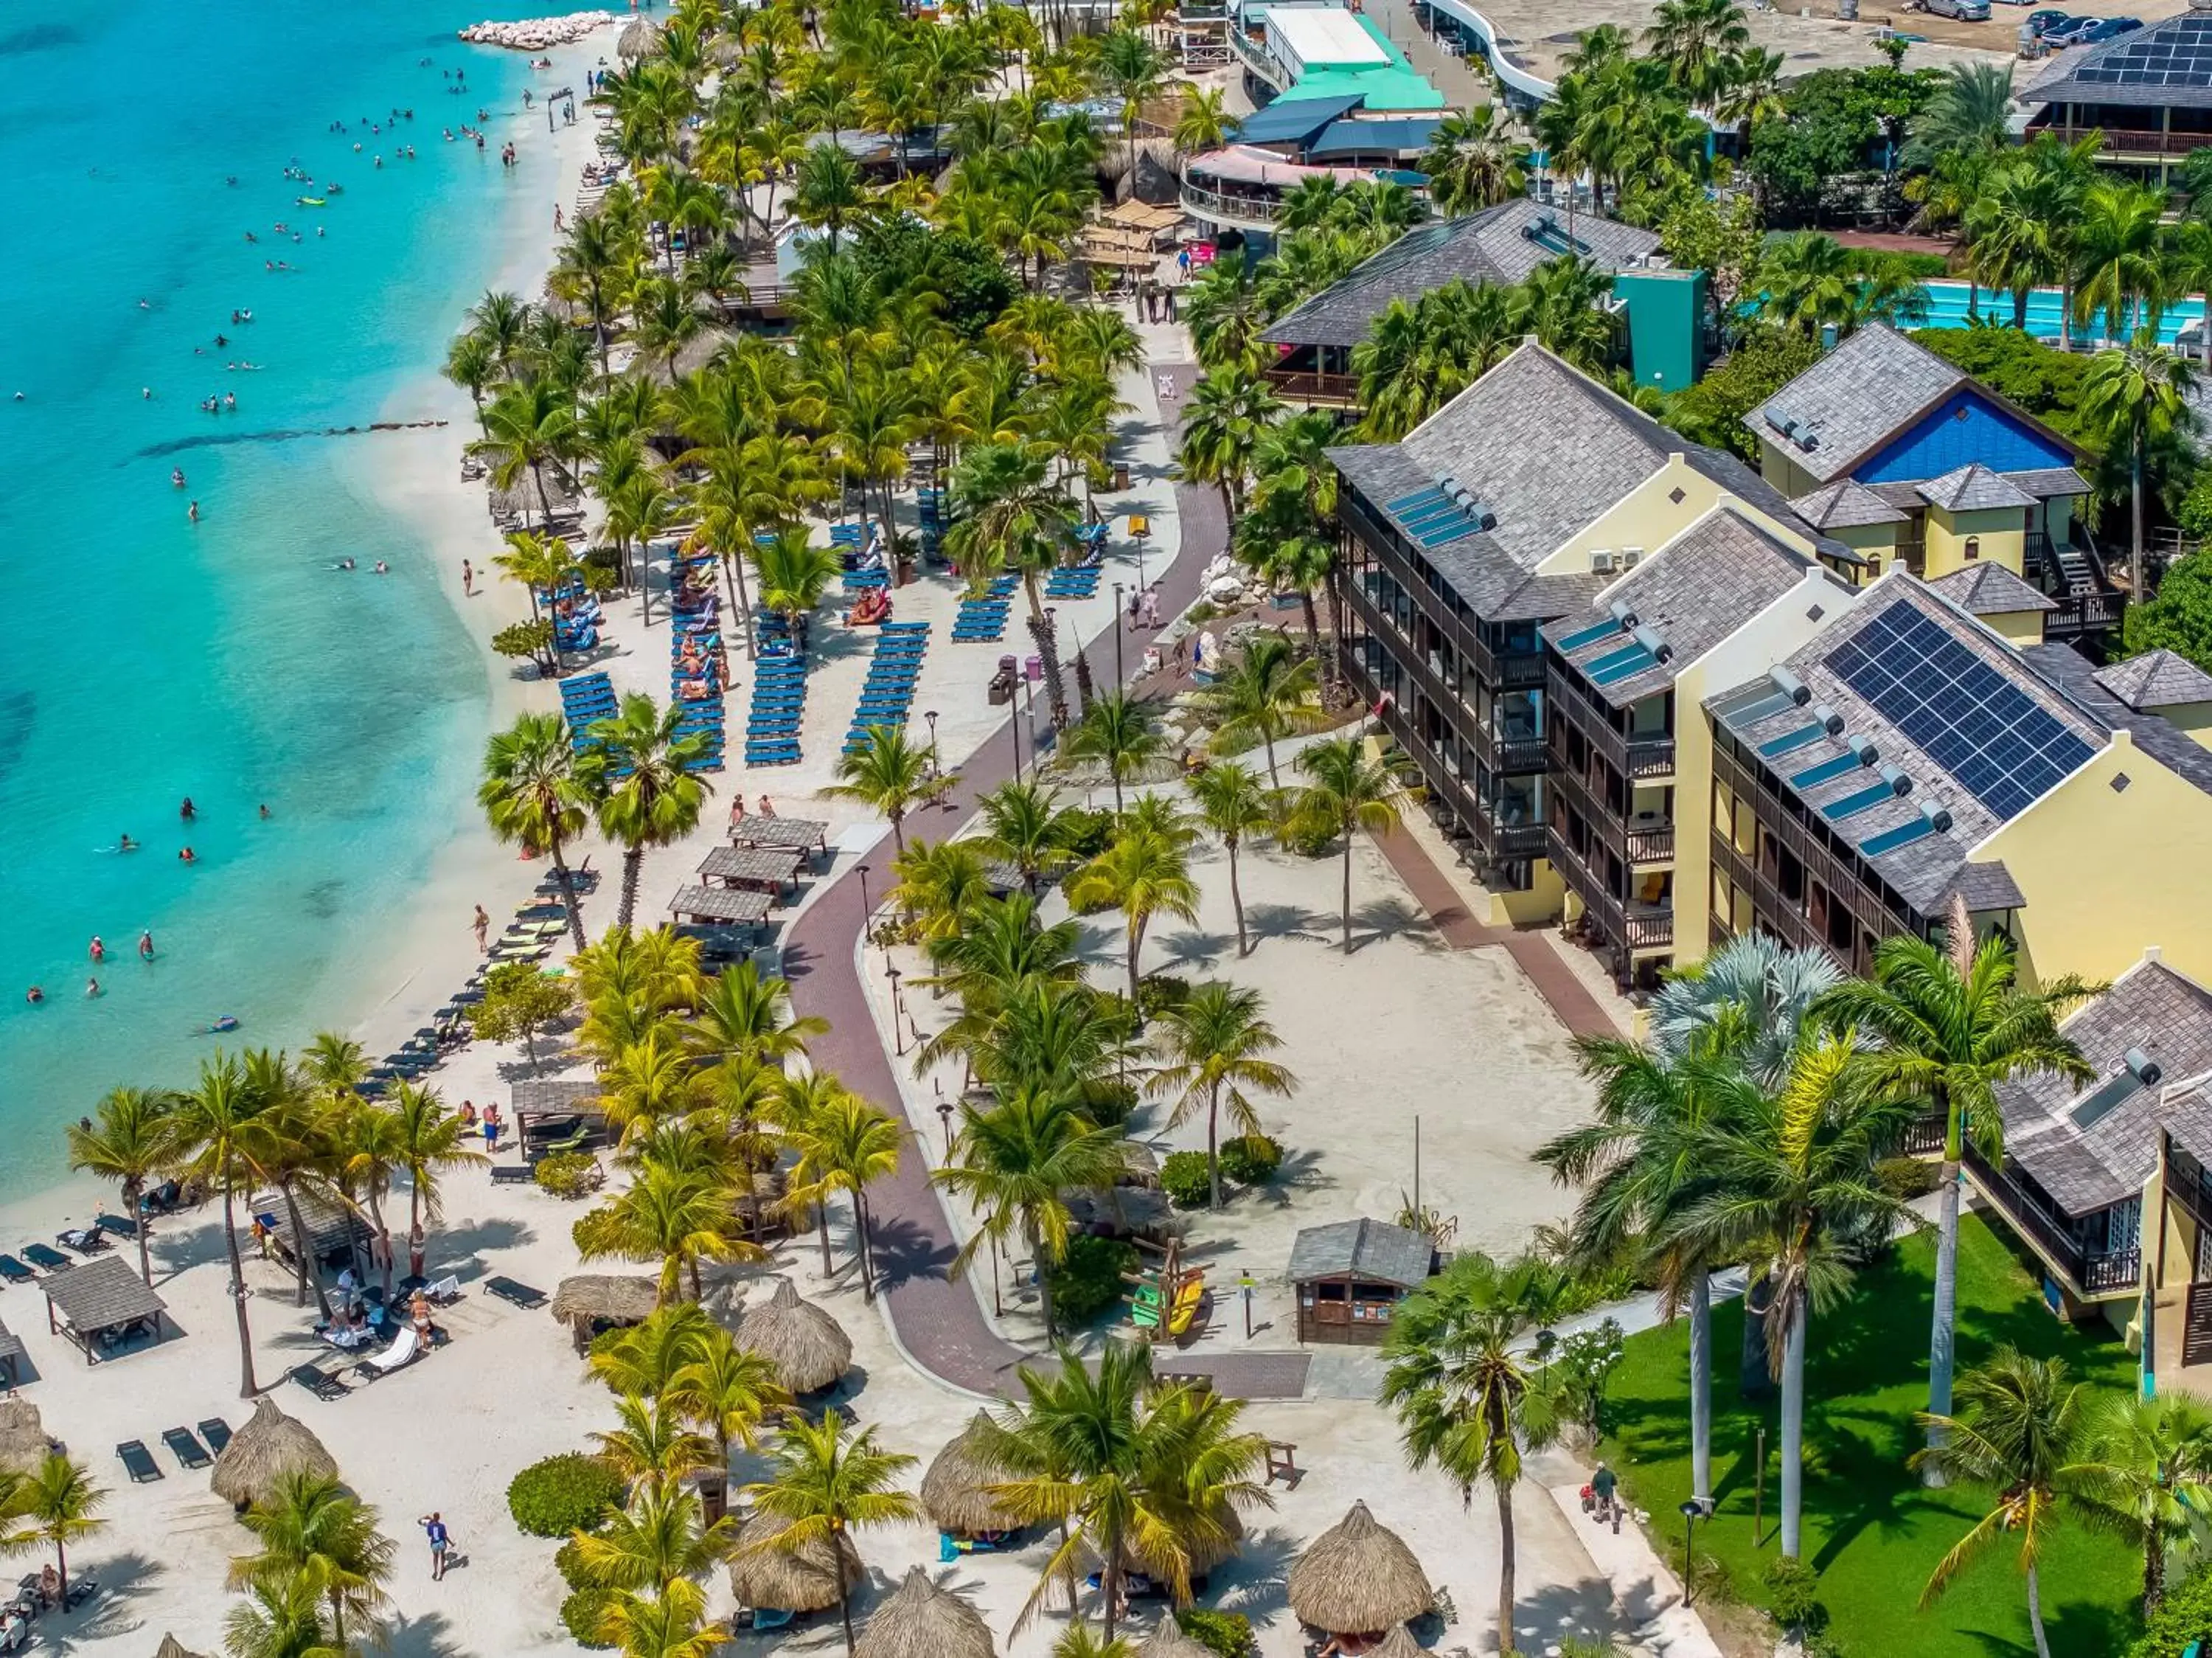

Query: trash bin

[1113,462,1131,491]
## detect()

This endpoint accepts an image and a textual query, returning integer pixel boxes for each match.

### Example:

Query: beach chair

[0,1256,32,1286]
[490,1165,532,1185]
[21,1245,69,1272]
[290,1362,350,1402]
[425,1276,463,1305]
[199,1418,233,1455]
[95,1213,138,1240]
[353,1325,424,1382]
[484,1276,548,1310]
[115,1440,162,1484]
[57,1228,107,1256]
[161,1427,212,1470]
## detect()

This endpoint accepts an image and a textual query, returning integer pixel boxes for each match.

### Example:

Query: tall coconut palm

[740,1414,920,1656]
[443,332,497,438]
[1906,61,2016,164]
[1175,369,1281,520]
[782,1090,902,1302]
[335,1095,407,1300]
[1186,760,1273,959]
[9,1453,105,1602]
[1171,85,1229,156]
[1643,0,1750,101]
[748,528,843,645]
[1818,923,2092,1482]
[2079,336,2199,606]
[2067,1391,2212,1617]
[169,1054,272,1398]
[1068,828,1200,1009]
[584,693,715,929]
[2072,181,2169,344]
[1183,260,1265,375]
[1290,733,1414,954]
[690,961,826,1069]
[1420,108,1531,216]
[389,1082,485,1281]
[479,711,594,951]
[597,1581,729,1658]
[228,1471,395,1648]
[667,1327,789,1470]
[1147,982,1297,1210]
[1382,1253,1571,1654]
[975,780,1077,898]
[1196,634,1318,788]
[586,1158,751,1305]
[1066,693,1161,817]
[945,440,1081,732]
[223,1575,345,1658]
[588,1395,717,1491]
[1911,1348,2087,1658]
[65,1087,177,1285]
[470,381,581,528]
[824,724,935,858]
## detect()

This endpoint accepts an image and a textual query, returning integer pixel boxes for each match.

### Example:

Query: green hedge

[535,1151,599,1200]
[2132,1561,2212,1657]
[1161,1151,1214,1208]
[1175,1607,1257,1657]
[1220,1133,1282,1184]
[560,1586,615,1648]
[507,1453,625,1538]
[1047,1235,1138,1331]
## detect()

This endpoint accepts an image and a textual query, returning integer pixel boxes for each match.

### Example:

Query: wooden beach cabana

[0,1401,49,1474]
[0,1316,24,1387]
[697,843,806,902]
[212,1396,341,1513]
[728,1507,863,1615]
[43,1255,169,1364]
[669,884,773,932]
[922,1412,1023,1545]
[1287,1501,1434,1638]
[1287,1218,1436,1346]
[730,815,829,856]
[512,1078,610,1157]
[854,1567,998,1658]
[550,1274,659,1355]
[253,1186,372,1272]
[734,1278,852,1394]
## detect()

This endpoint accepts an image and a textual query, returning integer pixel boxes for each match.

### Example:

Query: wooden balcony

[1264,366,1360,406]
[1549,830,1674,956]
[2045,591,2125,640]
[1179,179,1284,229]
[1550,763,1675,868]
[1962,1142,2140,1297]
[1548,661,1674,780]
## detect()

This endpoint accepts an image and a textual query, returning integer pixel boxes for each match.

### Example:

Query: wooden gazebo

[1287,1218,1436,1346]
[43,1255,170,1363]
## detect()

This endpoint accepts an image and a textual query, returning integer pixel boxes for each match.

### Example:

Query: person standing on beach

[473,905,490,954]
[418,1514,451,1581]
[461,559,473,597]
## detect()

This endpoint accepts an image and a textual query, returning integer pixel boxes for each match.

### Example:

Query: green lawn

[1600,1214,2145,1658]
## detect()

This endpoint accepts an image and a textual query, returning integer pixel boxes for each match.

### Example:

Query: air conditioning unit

[1588,549,1618,573]
[1618,547,1645,569]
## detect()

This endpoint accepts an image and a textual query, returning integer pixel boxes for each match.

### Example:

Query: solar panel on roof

[1860,816,1938,859]
[1759,724,1826,758]
[1826,601,2097,821]
[1822,780,1899,822]
[1557,618,1622,653]
[1791,750,1866,789]
[1589,648,1658,687]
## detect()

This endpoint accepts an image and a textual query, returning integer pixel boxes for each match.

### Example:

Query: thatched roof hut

[0,1400,51,1475]
[154,1637,212,1658]
[1138,1621,1214,1658]
[1368,1626,1422,1658]
[737,1278,852,1393]
[728,1507,865,1613]
[921,1412,1023,1537]
[629,326,740,387]
[488,469,582,525]
[551,1275,661,1354]
[616,17,662,58]
[1287,1501,1433,1635]
[852,1567,997,1658]
[210,1398,338,1513]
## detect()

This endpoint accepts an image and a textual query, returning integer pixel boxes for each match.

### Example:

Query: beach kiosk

[1288,1218,1436,1346]
[43,1255,170,1364]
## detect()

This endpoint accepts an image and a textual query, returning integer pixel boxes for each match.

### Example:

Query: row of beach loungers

[542,575,602,656]
[560,671,623,774]
[846,623,930,756]
[0,1220,135,1286]
[743,616,808,768]
[116,1419,231,1483]
[953,572,1017,643]
[670,557,726,773]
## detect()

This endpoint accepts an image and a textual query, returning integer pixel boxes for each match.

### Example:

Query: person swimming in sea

[172,468,186,488]
[373,561,389,575]
[332,558,356,571]
[89,937,105,962]
[139,930,155,960]
[119,834,138,853]
[25,987,43,1005]
[178,847,197,863]
[86,978,101,999]
[224,392,235,410]
[188,500,200,524]
[180,797,196,821]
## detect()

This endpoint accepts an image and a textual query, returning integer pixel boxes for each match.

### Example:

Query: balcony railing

[1179,178,1285,227]
[2042,123,2210,157]
[1962,1142,2140,1297]
[2045,591,2125,639]
[1340,499,1556,700]
[1548,662,1675,780]
[1263,367,1360,404]
[1228,29,1286,84]
[1549,763,1676,867]
[1549,830,1675,954]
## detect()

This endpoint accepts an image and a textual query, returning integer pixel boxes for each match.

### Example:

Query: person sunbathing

[849,589,891,626]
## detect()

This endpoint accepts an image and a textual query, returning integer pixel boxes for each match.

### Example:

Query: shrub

[570,1205,627,1257]
[1057,806,1118,860]
[1174,1608,1256,1657]
[1874,1155,1940,1201]
[560,1586,615,1648]
[1085,1080,1139,1130]
[1279,816,1336,858]
[1137,974,1192,1021]
[1219,1133,1282,1185]
[1160,1151,1214,1208]
[507,1453,625,1538]
[1046,1235,1138,1331]
[535,1151,601,1199]
[1764,1555,1826,1634]
[554,1537,593,1589]
[2132,1558,2212,1657]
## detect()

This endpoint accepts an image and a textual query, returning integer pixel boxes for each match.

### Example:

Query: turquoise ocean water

[0,1,574,1192]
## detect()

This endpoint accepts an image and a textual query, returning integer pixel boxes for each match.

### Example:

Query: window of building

[1964,536,1980,562]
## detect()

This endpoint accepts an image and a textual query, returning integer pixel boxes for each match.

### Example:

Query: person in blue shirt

[418,1513,451,1581]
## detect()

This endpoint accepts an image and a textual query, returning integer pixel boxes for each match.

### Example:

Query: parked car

[1919,0,1992,17]
[2027,7,2071,30]
[2040,13,2101,41]
[2079,14,2143,40]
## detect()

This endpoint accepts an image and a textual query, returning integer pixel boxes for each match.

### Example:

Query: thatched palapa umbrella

[728,1507,864,1613]
[922,1412,1023,1539]
[210,1398,339,1513]
[736,1278,852,1393]
[550,1275,661,1355]
[852,1566,997,1658]
[1138,1620,1214,1658]
[1287,1501,1433,1636]
[1368,1626,1422,1658]
[0,1400,51,1475]
[616,16,662,58]
[154,1637,212,1658]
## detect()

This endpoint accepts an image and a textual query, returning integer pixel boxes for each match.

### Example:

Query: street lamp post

[1112,582,1126,684]
[1679,1498,1713,1607]
[887,965,905,1056]
[934,1081,953,1162]
[925,709,940,777]
[856,864,872,948]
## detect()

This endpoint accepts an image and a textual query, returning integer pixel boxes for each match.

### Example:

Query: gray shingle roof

[1919,462,2040,513]
[2023,13,2212,114]
[1928,563,2059,615]
[2096,649,2212,711]
[2022,642,2212,799]
[1545,510,1827,708]
[43,1254,167,1333]
[1938,860,2028,912]
[2003,466,2092,501]
[1999,960,2212,1215]
[1259,201,1661,350]
[1791,479,1909,530]
[1287,1217,1436,1288]
[1706,575,2109,913]
[1746,323,1969,485]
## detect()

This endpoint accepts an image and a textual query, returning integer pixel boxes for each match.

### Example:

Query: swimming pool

[1913,278,2202,347]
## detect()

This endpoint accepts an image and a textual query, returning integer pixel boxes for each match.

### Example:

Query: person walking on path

[419,1513,451,1581]
[473,905,490,954]
[1589,1461,1620,1530]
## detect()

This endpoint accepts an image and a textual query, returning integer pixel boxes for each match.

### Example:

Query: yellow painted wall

[1488,861,1565,927]
[1757,445,1822,499]
[1981,608,2048,648]
[1538,457,1826,578]
[1923,504,2028,581]
[1825,522,1899,584]
[2161,701,2212,752]
[1972,728,2212,990]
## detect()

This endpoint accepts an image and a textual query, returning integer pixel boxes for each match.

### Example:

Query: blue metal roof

[1307,114,1444,159]
[1231,94,1366,147]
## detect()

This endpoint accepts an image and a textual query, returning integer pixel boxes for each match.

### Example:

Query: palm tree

[667,1328,788,1470]
[934,1084,1128,1327]
[389,1082,484,1280]
[2073,181,2168,344]
[470,381,580,528]
[1961,161,2068,330]
[1643,0,1750,100]
[1382,1254,1569,1654]
[1187,760,1273,960]
[1290,734,1413,954]
[1197,634,1318,788]
[584,693,714,929]
[335,1096,406,1299]
[1066,693,1161,817]
[1911,1348,2087,1658]
[588,1395,717,1491]
[1420,108,1530,216]
[1183,260,1265,375]
[1907,61,2016,164]
[223,1574,346,1658]
[1147,982,1296,1210]
[888,839,995,943]
[597,1581,729,1658]
[988,1342,1270,1640]
[975,780,1075,898]
[1171,85,1229,156]
[169,1054,271,1397]
[65,1087,176,1284]
[740,1414,920,1655]
[2080,336,2199,605]
[786,1089,902,1301]
[8,1453,105,1601]
[493,529,583,624]
[1668,1032,1915,1558]
[228,1471,395,1648]
[478,711,594,951]
[1094,30,1167,196]
[589,1159,748,1305]
[1175,369,1281,520]
[1068,828,1200,1008]
[824,724,935,857]
[2067,1391,2212,1617]
[945,441,1080,733]
[690,961,825,1069]
[443,331,497,437]
[748,528,842,646]
[1819,925,2092,1481]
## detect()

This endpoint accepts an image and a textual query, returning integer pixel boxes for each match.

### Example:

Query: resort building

[1178,146,1384,239]
[2019,0,2212,184]
[1745,323,2121,640]
[1328,342,1854,917]
[1228,92,1444,171]
[1704,572,2212,993]
[1259,199,1668,403]
[1229,3,1447,115]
